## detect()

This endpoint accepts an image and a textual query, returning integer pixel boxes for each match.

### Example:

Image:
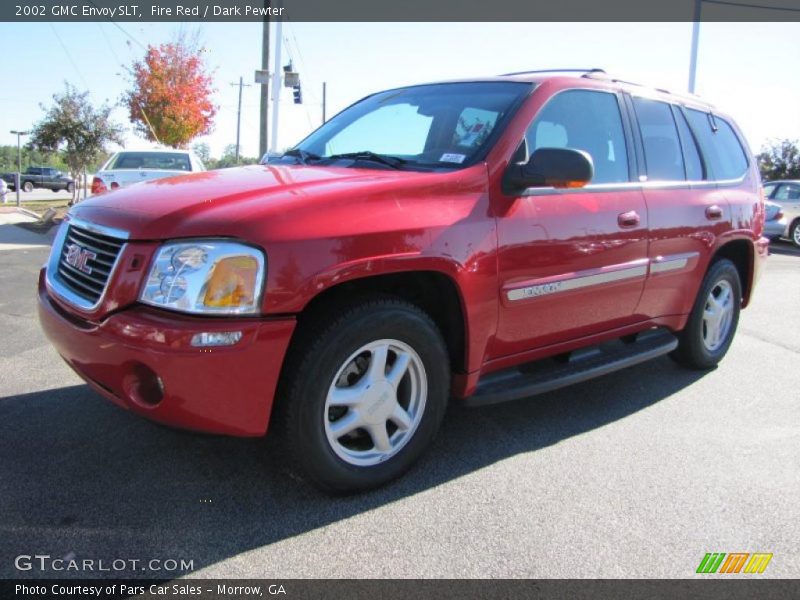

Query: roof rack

[500,68,607,77]
[499,68,710,106]
[584,72,707,103]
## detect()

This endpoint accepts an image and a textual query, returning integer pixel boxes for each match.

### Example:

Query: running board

[465,328,678,407]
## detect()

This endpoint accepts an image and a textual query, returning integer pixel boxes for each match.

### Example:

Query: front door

[491,88,649,359]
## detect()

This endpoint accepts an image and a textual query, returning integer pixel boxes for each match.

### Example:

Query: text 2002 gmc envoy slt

[39,69,768,492]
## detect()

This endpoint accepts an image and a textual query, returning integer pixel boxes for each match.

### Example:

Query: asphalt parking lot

[0,231,798,579]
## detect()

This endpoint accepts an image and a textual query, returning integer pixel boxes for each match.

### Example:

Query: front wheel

[22,181,33,192]
[670,259,741,370]
[279,298,450,493]
[66,183,75,194]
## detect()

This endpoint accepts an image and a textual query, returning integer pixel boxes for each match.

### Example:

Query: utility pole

[322,82,327,124]
[258,8,270,157]
[10,129,28,207]
[270,17,283,153]
[688,0,702,93]
[230,76,251,162]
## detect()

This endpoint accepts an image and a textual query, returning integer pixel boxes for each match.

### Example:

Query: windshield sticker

[457,122,488,147]
[440,153,466,163]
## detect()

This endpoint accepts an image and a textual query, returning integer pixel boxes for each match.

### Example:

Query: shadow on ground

[768,240,800,257]
[0,357,706,578]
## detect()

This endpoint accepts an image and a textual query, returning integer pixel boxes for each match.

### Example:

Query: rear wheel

[791,220,800,248]
[670,259,741,370]
[279,298,450,493]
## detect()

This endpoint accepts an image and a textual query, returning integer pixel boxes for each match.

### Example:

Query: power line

[49,23,90,89]
[96,22,123,67]
[703,0,800,11]
[85,0,147,50]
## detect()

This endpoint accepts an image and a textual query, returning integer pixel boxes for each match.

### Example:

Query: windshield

[287,81,532,170]
[109,152,192,171]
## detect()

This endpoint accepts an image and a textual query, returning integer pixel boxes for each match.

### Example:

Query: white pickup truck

[91,149,206,194]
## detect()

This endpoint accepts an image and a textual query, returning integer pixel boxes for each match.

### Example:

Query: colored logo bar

[697,553,773,574]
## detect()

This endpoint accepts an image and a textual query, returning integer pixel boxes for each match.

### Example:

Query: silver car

[92,149,206,194]
[763,180,800,247]
[764,200,787,240]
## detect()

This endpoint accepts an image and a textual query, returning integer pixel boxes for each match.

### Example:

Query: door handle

[617,210,640,228]
[705,205,723,220]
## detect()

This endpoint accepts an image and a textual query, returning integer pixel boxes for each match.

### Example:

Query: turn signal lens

[202,256,259,308]
[191,331,243,347]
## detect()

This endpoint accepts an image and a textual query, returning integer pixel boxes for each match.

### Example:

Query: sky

[0,21,798,160]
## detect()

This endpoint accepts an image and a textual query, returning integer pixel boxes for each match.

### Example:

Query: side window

[774,183,800,201]
[631,97,686,181]
[525,90,629,184]
[763,183,778,199]
[674,109,703,180]
[686,109,749,180]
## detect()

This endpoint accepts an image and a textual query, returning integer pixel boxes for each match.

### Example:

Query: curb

[16,207,41,220]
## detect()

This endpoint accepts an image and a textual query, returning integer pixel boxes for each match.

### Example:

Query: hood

[70,164,444,240]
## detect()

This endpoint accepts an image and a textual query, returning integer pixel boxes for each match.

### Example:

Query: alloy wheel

[702,280,734,352]
[324,339,427,467]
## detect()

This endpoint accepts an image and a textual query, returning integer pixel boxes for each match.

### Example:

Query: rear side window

[525,90,629,184]
[674,110,703,180]
[632,98,685,181]
[686,109,749,180]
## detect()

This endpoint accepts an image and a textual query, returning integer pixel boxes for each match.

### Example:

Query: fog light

[191,331,243,347]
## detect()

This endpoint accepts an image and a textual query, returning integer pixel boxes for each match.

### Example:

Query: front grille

[56,224,125,304]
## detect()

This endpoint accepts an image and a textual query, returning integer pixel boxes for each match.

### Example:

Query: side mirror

[504,147,594,193]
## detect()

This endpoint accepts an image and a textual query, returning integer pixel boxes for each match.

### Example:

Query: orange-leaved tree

[124,40,217,148]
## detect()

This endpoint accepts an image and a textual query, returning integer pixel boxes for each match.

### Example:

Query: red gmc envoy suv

[38,69,768,492]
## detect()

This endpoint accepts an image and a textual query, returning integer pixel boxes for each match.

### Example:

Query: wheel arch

[710,238,754,307]
[788,216,800,241]
[293,270,469,375]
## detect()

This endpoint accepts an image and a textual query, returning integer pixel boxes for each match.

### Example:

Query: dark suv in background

[2,166,75,193]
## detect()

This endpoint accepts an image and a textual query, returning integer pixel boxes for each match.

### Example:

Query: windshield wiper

[282,148,321,164]
[325,151,408,169]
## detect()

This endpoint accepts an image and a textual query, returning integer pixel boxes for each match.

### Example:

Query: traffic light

[293,84,302,104]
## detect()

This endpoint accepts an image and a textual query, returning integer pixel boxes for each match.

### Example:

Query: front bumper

[38,269,296,436]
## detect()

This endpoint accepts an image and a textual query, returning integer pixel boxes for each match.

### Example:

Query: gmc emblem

[64,243,97,275]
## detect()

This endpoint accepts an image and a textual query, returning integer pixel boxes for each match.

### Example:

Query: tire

[22,181,33,193]
[670,258,741,370]
[66,183,75,194]
[791,220,800,248]
[278,297,450,493]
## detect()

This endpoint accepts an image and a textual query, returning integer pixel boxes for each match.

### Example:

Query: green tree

[757,139,800,181]
[0,146,70,173]
[28,84,124,200]
[207,144,259,169]
[192,142,211,165]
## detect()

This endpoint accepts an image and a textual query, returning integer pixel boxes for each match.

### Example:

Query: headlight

[140,241,266,315]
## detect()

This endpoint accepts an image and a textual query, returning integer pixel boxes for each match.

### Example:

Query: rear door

[492,88,649,358]
[630,97,717,318]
